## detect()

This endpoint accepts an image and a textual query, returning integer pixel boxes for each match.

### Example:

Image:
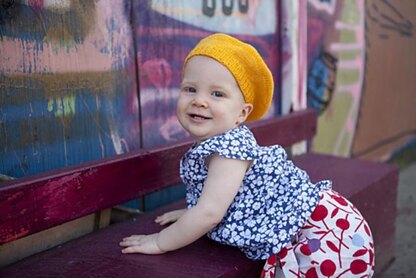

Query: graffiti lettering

[222,0,233,16]
[202,0,249,17]
[239,0,248,13]
[307,50,338,114]
[202,0,216,17]
[367,0,413,38]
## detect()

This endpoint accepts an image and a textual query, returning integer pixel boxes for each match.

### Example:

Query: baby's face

[177,56,252,141]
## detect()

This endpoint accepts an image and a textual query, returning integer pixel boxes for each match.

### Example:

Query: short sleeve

[197,126,258,161]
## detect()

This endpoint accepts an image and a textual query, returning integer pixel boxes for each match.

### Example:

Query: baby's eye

[211,90,224,97]
[183,87,197,93]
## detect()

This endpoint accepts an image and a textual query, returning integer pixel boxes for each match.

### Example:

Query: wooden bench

[0,109,399,277]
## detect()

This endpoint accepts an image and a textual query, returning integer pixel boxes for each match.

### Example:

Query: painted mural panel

[307,0,416,161]
[280,0,308,114]
[132,0,280,148]
[0,0,140,178]
[351,0,416,161]
[307,0,366,157]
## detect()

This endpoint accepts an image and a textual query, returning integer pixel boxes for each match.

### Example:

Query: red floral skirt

[261,189,375,278]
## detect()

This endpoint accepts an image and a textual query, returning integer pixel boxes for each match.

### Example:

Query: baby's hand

[120,233,164,254]
[155,209,186,225]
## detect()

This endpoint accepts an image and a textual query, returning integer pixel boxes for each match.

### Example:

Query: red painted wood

[293,153,399,274]
[1,151,398,277]
[249,108,317,147]
[0,109,317,244]
[0,109,399,276]
[0,200,263,278]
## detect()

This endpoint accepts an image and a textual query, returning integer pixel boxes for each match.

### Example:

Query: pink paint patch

[355,29,364,43]
[355,56,363,67]
[346,118,354,132]
[350,84,360,98]
[28,0,44,9]
[143,59,172,90]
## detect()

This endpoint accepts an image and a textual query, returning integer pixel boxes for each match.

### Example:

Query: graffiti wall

[0,0,281,179]
[306,0,365,157]
[3,0,412,180]
[307,0,416,161]
[133,0,280,147]
[0,0,140,178]
[280,0,308,113]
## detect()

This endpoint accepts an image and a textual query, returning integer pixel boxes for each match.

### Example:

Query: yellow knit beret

[183,33,274,122]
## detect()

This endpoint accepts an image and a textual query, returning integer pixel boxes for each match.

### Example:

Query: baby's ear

[238,103,253,124]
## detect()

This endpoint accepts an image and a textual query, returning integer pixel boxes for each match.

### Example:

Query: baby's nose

[192,93,208,107]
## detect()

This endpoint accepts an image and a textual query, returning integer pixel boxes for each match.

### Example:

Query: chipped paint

[1,227,30,242]
[47,94,76,118]
[44,172,82,189]
[0,0,140,178]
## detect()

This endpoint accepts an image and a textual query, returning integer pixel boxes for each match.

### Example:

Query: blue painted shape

[307,56,329,111]
[0,70,140,178]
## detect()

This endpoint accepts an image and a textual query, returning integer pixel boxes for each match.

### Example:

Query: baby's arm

[120,154,249,254]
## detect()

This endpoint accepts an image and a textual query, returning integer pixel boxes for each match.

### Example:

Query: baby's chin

[192,129,237,143]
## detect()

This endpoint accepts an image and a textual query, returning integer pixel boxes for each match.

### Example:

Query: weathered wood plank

[249,109,317,147]
[0,209,110,268]
[0,109,317,244]
[0,201,264,278]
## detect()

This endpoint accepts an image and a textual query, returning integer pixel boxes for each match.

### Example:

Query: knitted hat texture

[183,33,274,122]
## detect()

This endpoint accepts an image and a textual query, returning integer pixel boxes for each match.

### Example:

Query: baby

[120,33,375,277]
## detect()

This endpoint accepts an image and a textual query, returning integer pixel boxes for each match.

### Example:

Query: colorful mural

[306,0,416,161]
[306,0,366,157]
[280,0,308,114]
[3,0,413,181]
[1,0,281,180]
[0,0,140,178]
[133,0,280,147]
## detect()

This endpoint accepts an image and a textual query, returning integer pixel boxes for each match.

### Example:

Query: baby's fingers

[120,239,138,247]
[122,246,144,254]
[155,210,185,225]
[120,233,164,254]
[155,213,175,225]
[155,215,171,225]
[119,236,145,250]
[121,235,143,242]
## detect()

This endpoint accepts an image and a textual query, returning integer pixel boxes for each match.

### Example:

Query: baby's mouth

[189,113,212,120]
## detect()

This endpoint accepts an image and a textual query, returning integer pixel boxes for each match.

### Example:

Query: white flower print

[278,229,287,240]
[246,219,256,228]
[265,165,274,174]
[180,125,332,260]
[288,216,297,225]
[234,210,243,220]
[243,229,252,238]
[222,228,230,238]
[253,201,261,210]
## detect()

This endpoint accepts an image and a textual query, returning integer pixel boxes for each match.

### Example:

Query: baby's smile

[189,113,212,120]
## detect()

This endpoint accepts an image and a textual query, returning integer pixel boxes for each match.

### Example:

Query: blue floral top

[179,125,332,260]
